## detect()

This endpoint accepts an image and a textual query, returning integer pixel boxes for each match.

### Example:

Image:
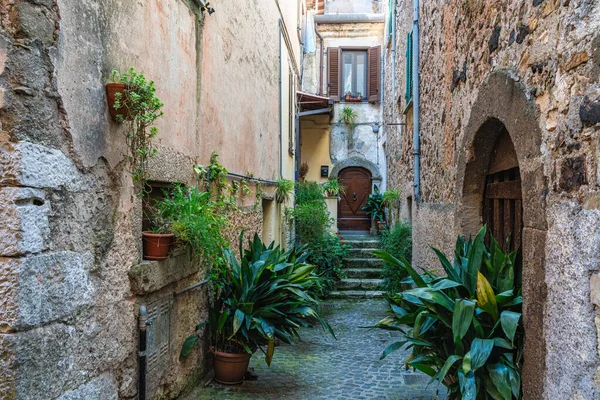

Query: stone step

[341,234,377,241]
[343,258,384,268]
[348,248,380,258]
[336,278,384,291]
[329,290,384,299]
[344,240,381,249]
[344,268,382,279]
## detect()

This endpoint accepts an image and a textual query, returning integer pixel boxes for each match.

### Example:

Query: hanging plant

[275,179,295,204]
[110,68,164,195]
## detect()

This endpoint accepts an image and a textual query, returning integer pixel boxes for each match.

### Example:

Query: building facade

[383,0,600,398]
[300,0,386,232]
[0,0,300,398]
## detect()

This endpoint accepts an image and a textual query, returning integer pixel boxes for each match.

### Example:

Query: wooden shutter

[367,46,381,102]
[328,47,341,101]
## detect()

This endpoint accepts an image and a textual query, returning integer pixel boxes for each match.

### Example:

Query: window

[405,30,413,106]
[327,46,381,102]
[342,51,367,99]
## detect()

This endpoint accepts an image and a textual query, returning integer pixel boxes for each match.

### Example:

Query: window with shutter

[327,47,341,101]
[367,46,381,102]
[405,31,413,105]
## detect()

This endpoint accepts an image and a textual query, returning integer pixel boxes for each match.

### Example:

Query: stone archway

[455,70,548,398]
[330,156,382,190]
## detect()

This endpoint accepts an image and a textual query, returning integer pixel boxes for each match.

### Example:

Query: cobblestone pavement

[183,299,446,400]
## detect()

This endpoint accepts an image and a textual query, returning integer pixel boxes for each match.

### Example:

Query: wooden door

[338,167,372,231]
[482,130,523,253]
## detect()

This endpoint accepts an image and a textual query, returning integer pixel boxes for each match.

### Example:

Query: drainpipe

[138,306,148,400]
[412,0,421,203]
[315,23,324,96]
[391,0,397,107]
[279,19,283,179]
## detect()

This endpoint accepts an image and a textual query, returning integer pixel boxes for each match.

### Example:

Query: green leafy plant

[340,106,358,127]
[275,178,295,204]
[362,185,385,222]
[154,184,227,265]
[180,233,335,365]
[305,234,350,295]
[295,181,324,204]
[380,221,412,294]
[382,188,401,208]
[112,68,164,194]
[370,226,523,400]
[322,177,346,197]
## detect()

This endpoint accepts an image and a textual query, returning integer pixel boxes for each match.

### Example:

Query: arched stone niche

[455,70,548,399]
[330,156,382,190]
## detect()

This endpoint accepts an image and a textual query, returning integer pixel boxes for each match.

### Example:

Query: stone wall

[0,0,297,399]
[383,0,600,398]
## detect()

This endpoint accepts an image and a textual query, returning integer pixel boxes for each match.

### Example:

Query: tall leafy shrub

[372,226,523,400]
[380,222,412,294]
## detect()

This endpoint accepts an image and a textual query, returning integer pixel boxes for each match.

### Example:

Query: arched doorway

[455,71,548,398]
[338,167,372,231]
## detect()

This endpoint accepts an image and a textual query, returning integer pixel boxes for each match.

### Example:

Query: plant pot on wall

[212,349,252,385]
[105,83,129,120]
[142,232,174,260]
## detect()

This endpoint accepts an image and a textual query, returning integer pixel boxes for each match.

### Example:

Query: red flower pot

[142,232,174,260]
[106,83,129,120]
[212,349,252,385]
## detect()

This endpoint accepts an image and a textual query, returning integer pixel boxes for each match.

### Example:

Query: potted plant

[142,206,174,260]
[106,70,128,120]
[344,92,362,102]
[110,68,164,195]
[322,176,346,197]
[180,233,335,384]
[362,185,385,229]
[275,178,295,204]
[151,184,227,262]
[371,226,523,400]
[382,188,401,209]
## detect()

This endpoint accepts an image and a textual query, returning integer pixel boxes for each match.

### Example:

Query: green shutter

[405,31,413,105]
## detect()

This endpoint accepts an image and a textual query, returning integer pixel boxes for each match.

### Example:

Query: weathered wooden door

[482,130,523,253]
[338,167,372,231]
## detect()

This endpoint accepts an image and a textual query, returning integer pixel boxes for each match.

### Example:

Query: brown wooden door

[482,130,523,253]
[338,167,372,231]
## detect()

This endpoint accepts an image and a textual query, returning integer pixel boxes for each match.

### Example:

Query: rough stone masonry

[382,0,600,399]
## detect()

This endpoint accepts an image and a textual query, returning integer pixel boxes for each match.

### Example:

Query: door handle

[352,192,357,201]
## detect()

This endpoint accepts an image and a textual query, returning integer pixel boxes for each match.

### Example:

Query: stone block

[559,156,587,192]
[128,247,199,295]
[592,273,600,307]
[0,334,16,400]
[57,375,118,400]
[580,89,600,127]
[16,2,56,45]
[18,251,95,328]
[0,187,49,256]
[0,259,19,333]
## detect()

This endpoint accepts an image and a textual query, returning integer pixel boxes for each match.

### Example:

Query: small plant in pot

[149,184,227,263]
[362,185,386,229]
[275,178,295,204]
[142,207,174,261]
[180,233,335,384]
[322,176,346,197]
[109,68,164,196]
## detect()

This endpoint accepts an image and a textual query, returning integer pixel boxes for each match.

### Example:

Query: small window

[342,51,367,100]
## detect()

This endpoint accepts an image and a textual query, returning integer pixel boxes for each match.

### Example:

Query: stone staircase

[330,233,385,299]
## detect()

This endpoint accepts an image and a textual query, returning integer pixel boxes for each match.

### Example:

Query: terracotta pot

[376,220,387,230]
[106,83,129,120]
[142,232,174,260]
[212,349,251,385]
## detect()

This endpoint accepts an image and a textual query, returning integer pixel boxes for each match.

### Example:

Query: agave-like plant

[181,233,335,366]
[371,226,523,400]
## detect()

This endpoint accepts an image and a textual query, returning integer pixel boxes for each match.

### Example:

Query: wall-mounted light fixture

[197,0,215,15]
